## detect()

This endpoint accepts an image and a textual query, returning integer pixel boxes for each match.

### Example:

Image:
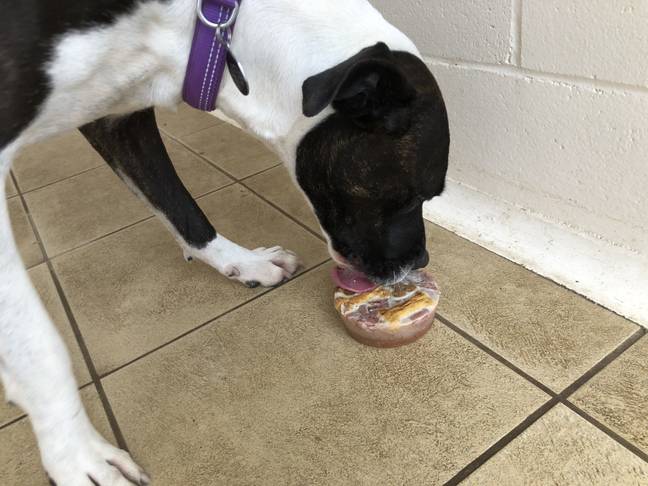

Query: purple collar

[183,0,247,111]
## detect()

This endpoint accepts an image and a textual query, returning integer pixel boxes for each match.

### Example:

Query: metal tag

[226,50,250,96]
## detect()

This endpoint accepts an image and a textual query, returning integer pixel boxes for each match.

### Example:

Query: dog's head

[296,43,449,283]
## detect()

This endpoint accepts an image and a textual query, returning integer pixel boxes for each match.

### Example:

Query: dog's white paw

[223,246,301,287]
[42,426,149,486]
[185,236,301,288]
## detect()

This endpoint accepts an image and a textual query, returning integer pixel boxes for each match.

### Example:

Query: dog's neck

[198,0,419,166]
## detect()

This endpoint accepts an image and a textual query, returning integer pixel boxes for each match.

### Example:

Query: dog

[0,0,449,483]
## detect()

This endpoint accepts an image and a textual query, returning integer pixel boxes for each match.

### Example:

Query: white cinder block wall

[372,0,648,327]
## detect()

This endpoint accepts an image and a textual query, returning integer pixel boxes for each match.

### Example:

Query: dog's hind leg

[0,144,149,486]
[80,108,300,288]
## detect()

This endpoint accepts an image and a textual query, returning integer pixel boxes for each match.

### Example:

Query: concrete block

[372,0,513,63]
[522,0,648,87]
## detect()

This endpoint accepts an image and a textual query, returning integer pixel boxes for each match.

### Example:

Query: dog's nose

[413,250,430,269]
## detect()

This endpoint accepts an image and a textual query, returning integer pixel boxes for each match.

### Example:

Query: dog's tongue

[332,267,378,293]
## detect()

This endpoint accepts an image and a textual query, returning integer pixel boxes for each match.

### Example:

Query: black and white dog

[0,0,449,484]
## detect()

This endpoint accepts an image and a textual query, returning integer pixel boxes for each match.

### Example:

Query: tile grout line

[436,314,556,397]
[162,128,282,188]
[238,162,284,182]
[192,180,239,200]
[10,172,131,452]
[0,413,29,432]
[51,215,156,260]
[562,400,648,463]
[240,182,327,243]
[557,328,648,465]
[18,164,104,197]
[158,114,223,139]
[47,180,239,262]
[162,128,327,243]
[6,169,17,199]
[48,272,131,450]
[510,0,523,67]
[161,128,252,182]
[443,398,561,486]
[440,322,647,484]
[423,54,648,96]
[16,123,236,199]
[559,327,646,400]
[99,258,332,381]
[10,172,22,197]
[10,116,218,197]
[0,383,96,433]
[439,314,645,403]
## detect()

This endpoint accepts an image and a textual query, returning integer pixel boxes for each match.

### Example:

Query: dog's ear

[302,43,417,133]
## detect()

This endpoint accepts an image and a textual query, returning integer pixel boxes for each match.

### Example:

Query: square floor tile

[6,176,17,198]
[13,131,104,193]
[25,166,151,257]
[180,124,279,179]
[464,404,648,485]
[53,184,328,374]
[156,104,221,139]
[0,264,91,427]
[571,335,648,454]
[0,386,115,486]
[425,223,639,391]
[245,165,322,235]
[102,265,548,486]
[8,197,44,268]
[163,136,233,197]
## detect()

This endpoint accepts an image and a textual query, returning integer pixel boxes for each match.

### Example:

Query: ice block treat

[332,267,440,348]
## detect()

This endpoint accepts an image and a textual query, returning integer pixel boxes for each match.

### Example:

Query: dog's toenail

[225,266,240,278]
[245,281,260,288]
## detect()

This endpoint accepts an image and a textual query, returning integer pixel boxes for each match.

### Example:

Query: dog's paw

[223,246,301,287]
[184,236,301,287]
[43,429,149,486]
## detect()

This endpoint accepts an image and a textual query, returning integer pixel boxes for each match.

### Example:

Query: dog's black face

[297,43,449,282]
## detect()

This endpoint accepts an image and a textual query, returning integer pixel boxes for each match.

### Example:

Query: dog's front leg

[80,108,300,288]
[0,176,148,485]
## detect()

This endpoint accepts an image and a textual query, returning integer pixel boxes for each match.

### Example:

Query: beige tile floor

[1,106,647,485]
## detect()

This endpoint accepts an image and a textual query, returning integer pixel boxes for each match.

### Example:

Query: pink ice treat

[333,269,440,348]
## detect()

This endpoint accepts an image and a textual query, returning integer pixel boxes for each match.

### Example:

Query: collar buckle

[196,0,240,31]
